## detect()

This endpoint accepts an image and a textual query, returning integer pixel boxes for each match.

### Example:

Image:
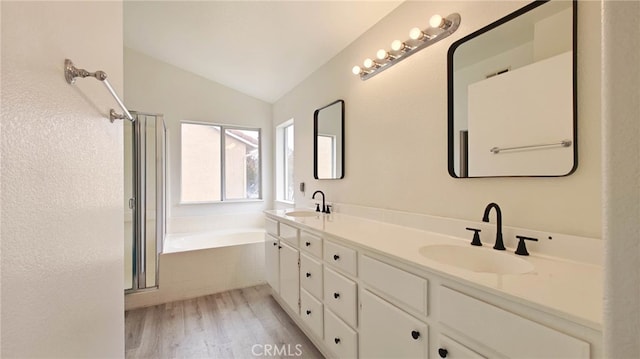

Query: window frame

[180,120,262,204]
[276,119,295,204]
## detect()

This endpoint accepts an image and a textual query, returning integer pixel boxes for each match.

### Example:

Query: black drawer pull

[333,254,340,261]
[411,330,420,340]
[305,241,311,246]
[272,242,278,246]
[438,348,448,358]
[334,338,341,344]
[306,272,311,278]
[333,292,340,299]
[306,310,311,315]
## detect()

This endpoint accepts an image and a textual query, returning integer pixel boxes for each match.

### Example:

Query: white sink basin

[284,210,321,218]
[418,244,534,275]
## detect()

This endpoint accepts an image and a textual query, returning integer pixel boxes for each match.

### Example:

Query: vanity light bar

[352,13,461,81]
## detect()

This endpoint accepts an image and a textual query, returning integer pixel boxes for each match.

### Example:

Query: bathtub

[126,228,266,310]
[163,228,265,253]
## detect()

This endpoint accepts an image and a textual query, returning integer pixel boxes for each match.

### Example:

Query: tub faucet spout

[482,202,505,250]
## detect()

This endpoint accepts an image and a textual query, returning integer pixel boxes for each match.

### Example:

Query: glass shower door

[125,112,166,292]
[124,119,134,291]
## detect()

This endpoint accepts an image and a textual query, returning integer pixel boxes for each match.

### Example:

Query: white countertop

[265,209,603,330]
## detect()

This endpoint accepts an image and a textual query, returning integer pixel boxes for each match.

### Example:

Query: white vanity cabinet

[264,214,601,359]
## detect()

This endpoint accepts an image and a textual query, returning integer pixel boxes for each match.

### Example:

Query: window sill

[275,200,295,206]
[179,199,264,205]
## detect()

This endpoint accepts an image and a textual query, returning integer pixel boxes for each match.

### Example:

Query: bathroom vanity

[264,210,602,358]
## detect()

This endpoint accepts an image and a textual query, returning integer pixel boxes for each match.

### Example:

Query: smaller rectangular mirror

[314,100,345,179]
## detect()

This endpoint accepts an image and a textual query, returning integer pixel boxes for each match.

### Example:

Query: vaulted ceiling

[124,1,403,103]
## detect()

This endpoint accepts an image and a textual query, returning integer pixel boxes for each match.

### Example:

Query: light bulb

[409,27,423,40]
[376,49,388,61]
[430,14,444,28]
[352,65,362,75]
[391,40,405,52]
[363,58,375,69]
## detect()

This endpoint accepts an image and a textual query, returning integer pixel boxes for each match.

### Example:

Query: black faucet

[312,190,329,213]
[482,202,505,250]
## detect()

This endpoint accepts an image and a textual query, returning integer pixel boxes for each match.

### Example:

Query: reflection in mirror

[448,0,576,178]
[314,100,344,179]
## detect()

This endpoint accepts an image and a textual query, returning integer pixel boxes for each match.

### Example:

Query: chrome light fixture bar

[352,13,461,81]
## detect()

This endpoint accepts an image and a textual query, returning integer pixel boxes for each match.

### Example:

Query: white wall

[273,0,602,239]
[1,2,124,357]
[124,48,272,232]
[602,1,640,357]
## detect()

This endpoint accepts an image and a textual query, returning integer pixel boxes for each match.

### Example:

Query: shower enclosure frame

[126,111,166,294]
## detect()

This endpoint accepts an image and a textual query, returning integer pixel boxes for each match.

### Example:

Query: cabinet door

[360,289,428,359]
[279,241,300,314]
[264,234,279,293]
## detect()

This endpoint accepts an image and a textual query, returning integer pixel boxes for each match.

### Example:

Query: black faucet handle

[315,203,321,212]
[465,227,482,246]
[515,235,538,256]
[325,205,332,214]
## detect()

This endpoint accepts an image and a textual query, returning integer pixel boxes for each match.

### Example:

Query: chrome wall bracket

[64,59,107,84]
[110,109,128,123]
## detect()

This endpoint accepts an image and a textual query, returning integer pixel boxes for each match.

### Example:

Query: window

[284,123,294,202]
[181,122,261,203]
[276,120,294,202]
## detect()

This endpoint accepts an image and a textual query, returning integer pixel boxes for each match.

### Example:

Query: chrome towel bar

[490,139,572,154]
[64,59,134,123]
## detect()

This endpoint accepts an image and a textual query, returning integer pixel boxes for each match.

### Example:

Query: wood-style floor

[125,285,324,359]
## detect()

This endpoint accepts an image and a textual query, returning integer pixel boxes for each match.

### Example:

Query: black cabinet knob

[411,330,420,340]
[272,242,278,246]
[333,292,340,299]
[333,254,340,261]
[306,310,311,315]
[306,272,311,278]
[334,338,341,344]
[438,348,448,358]
[278,245,282,249]
[305,241,311,246]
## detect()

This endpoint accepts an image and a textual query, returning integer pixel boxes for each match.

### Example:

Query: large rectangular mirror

[314,99,345,179]
[448,0,576,178]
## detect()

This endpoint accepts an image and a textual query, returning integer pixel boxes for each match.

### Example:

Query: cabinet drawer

[437,335,486,359]
[300,231,322,258]
[300,289,323,340]
[279,222,299,247]
[324,240,357,276]
[324,267,357,328]
[360,255,428,315]
[360,289,428,359]
[265,218,278,236]
[300,253,323,300]
[440,287,589,358]
[325,308,357,359]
